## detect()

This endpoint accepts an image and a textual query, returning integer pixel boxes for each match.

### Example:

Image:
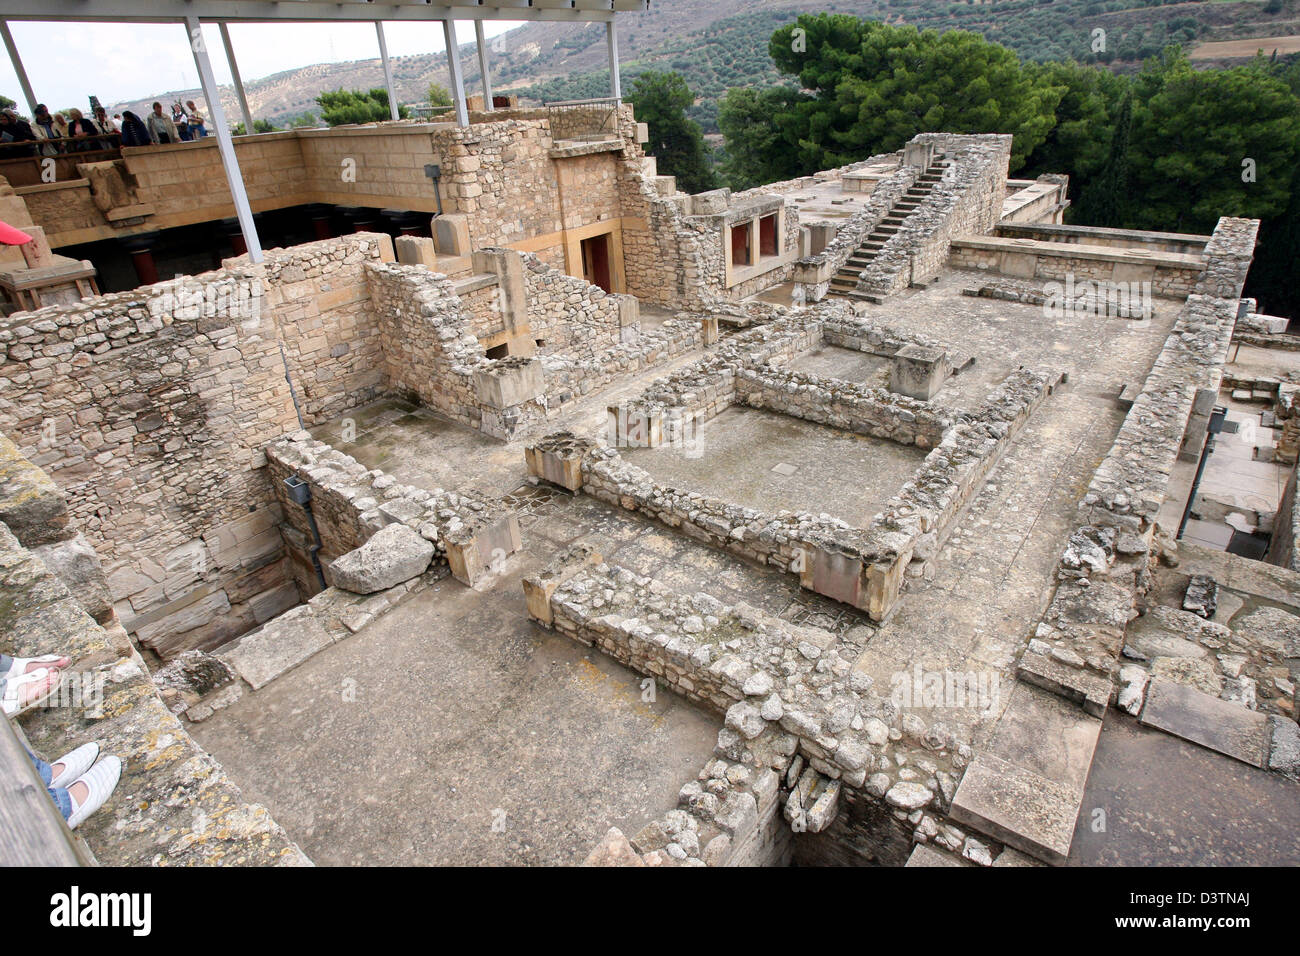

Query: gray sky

[0,19,520,112]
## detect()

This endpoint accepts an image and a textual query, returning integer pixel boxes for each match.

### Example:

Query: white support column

[375,21,400,121]
[442,19,469,127]
[186,17,262,264]
[219,23,255,136]
[474,20,493,111]
[606,19,621,100]
[0,22,37,114]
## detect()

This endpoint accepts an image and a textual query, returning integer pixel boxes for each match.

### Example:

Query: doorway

[580,233,613,292]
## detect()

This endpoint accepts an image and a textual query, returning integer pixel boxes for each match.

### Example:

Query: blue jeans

[26,747,73,821]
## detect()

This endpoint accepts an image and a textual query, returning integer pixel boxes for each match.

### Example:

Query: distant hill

[104,0,1300,130]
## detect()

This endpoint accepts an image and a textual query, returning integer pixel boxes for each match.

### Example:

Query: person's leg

[47,786,73,821]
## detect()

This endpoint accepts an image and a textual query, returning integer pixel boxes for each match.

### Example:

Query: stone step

[950,682,1102,865]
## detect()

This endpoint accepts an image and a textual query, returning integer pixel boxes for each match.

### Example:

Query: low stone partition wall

[948,235,1205,299]
[529,550,1009,866]
[0,439,308,866]
[541,316,704,410]
[994,221,1211,256]
[531,365,1059,622]
[266,432,520,592]
[735,364,951,448]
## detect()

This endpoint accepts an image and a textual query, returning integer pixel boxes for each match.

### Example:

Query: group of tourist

[0,100,208,156]
[2,652,122,832]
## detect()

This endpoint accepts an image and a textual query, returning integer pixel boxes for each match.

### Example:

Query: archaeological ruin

[1,6,1297,871]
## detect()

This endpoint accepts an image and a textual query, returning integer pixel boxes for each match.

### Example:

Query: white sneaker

[66,755,122,830]
[48,742,99,789]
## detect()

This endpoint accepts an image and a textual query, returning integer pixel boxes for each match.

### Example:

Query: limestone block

[329,523,435,595]
[522,543,603,627]
[219,604,334,691]
[889,344,947,401]
[0,434,72,547]
[444,512,522,587]
[32,533,113,623]
[691,188,732,215]
[473,358,543,409]
[583,827,646,866]
[433,214,471,256]
[395,235,438,268]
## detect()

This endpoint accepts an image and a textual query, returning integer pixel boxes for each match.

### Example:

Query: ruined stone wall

[0,437,309,866]
[366,260,548,440]
[0,264,302,658]
[535,554,1000,866]
[1266,463,1300,571]
[266,432,519,594]
[735,365,950,448]
[523,252,626,353]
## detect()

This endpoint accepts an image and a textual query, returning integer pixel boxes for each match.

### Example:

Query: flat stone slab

[1017,649,1111,718]
[988,682,1103,791]
[1140,678,1271,767]
[905,843,971,867]
[950,752,1084,865]
[219,605,334,691]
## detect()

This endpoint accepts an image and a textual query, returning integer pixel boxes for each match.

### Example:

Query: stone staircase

[828,157,951,300]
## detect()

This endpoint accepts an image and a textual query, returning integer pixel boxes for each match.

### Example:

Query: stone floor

[844,274,1182,745]
[623,404,927,527]
[190,549,720,866]
[1068,711,1300,866]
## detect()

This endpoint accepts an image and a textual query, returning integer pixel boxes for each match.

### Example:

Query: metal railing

[543,96,622,141]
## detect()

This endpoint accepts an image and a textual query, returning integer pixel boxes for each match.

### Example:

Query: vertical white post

[186,17,262,264]
[474,20,493,111]
[376,22,400,121]
[0,22,37,114]
[606,19,621,100]
[442,19,469,127]
[219,23,255,135]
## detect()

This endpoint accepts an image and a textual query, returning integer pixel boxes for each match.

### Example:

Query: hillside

[104,0,1300,129]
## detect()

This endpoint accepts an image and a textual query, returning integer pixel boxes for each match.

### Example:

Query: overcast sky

[0,19,520,112]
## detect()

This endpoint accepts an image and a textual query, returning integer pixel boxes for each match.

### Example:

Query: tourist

[64,108,100,153]
[92,106,118,136]
[0,109,39,156]
[119,111,150,148]
[26,741,123,830]
[31,104,61,155]
[185,100,207,138]
[51,112,70,141]
[146,102,179,145]
[172,102,191,141]
[91,106,119,149]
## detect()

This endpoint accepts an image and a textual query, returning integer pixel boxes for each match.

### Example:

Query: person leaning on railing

[31,105,62,155]
[119,111,150,148]
[0,109,39,157]
[64,108,100,153]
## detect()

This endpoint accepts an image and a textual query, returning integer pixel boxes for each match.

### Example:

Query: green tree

[1125,48,1300,232]
[232,118,277,135]
[717,85,813,190]
[316,88,409,127]
[763,14,1064,172]
[1021,59,1124,186]
[627,71,717,194]
[427,83,452,109]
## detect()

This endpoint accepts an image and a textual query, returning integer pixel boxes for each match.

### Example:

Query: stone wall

[530,550,1006,866]
[0,436,308,866]
[265,431,520,592]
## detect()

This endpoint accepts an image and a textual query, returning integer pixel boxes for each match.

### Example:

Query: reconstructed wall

[0,233,404,659]
[0,436,309,866]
